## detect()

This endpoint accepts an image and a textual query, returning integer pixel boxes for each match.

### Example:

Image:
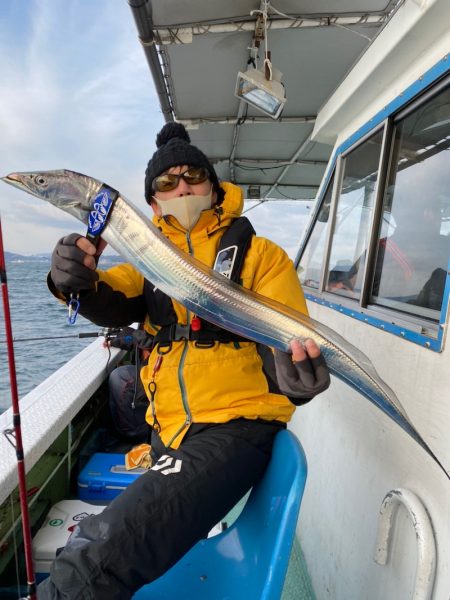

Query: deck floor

[282,539,316,600]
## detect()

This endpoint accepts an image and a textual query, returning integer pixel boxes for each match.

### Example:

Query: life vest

[142,216,306,408]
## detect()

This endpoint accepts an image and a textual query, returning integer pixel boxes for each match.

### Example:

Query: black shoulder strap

[213,217,255,284]
[143,280,177,327]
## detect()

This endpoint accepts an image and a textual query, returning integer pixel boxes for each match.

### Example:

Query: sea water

[0,257,117,412]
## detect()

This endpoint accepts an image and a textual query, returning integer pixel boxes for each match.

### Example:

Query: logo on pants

[151,454,182,475]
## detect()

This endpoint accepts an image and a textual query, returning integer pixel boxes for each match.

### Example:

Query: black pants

[37,418,284,600]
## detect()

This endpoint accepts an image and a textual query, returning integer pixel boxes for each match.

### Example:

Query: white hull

[290,302,450,599]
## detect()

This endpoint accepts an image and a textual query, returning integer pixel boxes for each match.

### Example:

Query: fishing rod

[0,219,36,600]
[0,328,122,344]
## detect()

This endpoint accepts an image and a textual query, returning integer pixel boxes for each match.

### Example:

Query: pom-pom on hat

[145,122,219,203]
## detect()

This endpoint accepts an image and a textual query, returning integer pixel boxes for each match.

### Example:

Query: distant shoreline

[5,251,121,263]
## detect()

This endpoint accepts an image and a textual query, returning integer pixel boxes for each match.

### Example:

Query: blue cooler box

[78,453,146,501]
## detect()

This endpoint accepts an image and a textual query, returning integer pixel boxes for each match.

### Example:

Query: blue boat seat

[132,428,308,600]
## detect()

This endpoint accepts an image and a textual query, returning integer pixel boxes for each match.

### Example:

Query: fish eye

[34,175,47,186]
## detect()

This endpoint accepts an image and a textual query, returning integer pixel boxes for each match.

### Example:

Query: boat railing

[0,338,123,506]
[374,487,437,600]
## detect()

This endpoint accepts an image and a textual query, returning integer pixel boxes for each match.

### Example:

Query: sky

[0,0,312,260]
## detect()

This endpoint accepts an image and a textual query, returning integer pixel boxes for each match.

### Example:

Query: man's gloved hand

[51,233,98,294]
[274,338,330,403]
[109,327,154,351]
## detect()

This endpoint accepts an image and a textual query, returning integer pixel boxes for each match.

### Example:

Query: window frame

[296,65,450,352]
[323,123,388,299]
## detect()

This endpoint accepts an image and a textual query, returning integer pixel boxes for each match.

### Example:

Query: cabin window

[298,175,334,289]
[370,86,450,319]
[326,130,384,300]
[297,75,450,347]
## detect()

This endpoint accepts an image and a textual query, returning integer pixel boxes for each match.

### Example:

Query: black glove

[274,347,330,403]
[110,327,154,351]
[51,233,98,294]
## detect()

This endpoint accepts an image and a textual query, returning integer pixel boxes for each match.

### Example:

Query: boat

[0,1,449,598]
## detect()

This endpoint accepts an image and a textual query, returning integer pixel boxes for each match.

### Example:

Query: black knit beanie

[144,123,219,203]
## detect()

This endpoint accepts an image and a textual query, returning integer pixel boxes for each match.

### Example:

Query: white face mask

[154,187,213,230]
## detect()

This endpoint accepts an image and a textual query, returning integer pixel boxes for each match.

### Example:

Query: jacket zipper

[166,339,192,447]
[167,231,194,447]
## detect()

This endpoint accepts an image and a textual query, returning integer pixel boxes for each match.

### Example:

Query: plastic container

[33,499,106,580]
[77,452,146,501]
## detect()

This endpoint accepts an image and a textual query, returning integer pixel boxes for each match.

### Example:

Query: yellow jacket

[89,182,308,448]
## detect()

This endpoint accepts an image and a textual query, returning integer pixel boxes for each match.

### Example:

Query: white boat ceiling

[128,0,399,201]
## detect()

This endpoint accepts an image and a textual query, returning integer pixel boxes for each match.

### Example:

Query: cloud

[0,0,164,254]
[0,1,311,261]
[244,200,312,259]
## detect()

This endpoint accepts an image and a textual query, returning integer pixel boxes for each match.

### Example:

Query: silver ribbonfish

[2,169,448,480]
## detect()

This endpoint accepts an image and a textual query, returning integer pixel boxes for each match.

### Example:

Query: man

[40,123,329,599]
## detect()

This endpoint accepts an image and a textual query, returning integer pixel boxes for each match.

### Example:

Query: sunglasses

[152,167,209,193]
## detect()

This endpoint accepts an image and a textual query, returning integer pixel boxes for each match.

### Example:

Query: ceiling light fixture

[235,1,286,119]
[235,67,286,119]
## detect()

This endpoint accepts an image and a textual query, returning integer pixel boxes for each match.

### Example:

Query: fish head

[1,169,104,224]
